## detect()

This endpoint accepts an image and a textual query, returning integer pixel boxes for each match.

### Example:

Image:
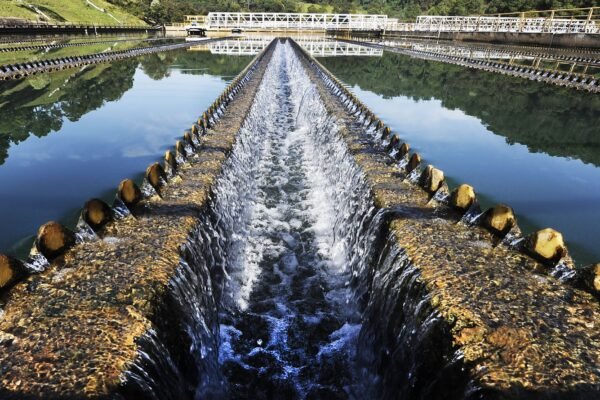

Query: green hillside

[107,0,597,23]
[0,0,594,27]
[0,0,146,25]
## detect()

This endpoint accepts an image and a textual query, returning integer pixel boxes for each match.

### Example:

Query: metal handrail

[0,19,150,29]
[413,13,599,34]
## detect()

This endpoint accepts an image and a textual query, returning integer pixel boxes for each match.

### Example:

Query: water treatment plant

[0,5,599,400]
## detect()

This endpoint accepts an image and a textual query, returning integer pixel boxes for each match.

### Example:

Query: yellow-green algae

[299,46,600,394]
[0,39,598,398]
[0,47,273,398]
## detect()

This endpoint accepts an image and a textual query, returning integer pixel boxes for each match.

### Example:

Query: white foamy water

[209,40,377,399]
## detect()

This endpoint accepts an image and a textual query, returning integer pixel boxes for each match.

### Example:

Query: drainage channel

[0,38,227,81]
[0,37,598,400]
[0,36,181,53]
[209,40,376,398]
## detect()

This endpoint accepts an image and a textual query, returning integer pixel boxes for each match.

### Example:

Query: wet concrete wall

[0,38,598,399]
[292,39,600,399]
[0,41,275,399]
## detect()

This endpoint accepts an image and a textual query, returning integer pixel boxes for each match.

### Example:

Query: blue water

[1,42,599,267]
[321,52,600,265]
[0,50,250,254]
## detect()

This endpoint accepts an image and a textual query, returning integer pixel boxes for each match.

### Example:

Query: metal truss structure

[183,8,599,34]
[204,12,388,31]
[412,15,599,34]
[188,37,383,57]
[380,40,532,60]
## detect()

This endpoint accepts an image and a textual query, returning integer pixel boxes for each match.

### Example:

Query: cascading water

[206,40,380,398]
[139,39,456,400]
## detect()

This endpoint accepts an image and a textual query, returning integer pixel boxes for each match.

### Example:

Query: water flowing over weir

[1,38,599,400]
[202,40,378,398]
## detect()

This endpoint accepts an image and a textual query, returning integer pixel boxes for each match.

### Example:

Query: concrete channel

[0,38,598,399]
[0,36,181,53]
[0,38,228,81]
[334,38,600,93]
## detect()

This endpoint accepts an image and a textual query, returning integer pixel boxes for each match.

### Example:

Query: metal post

[584,7,593,33]
[519,12,525,32]
[568,63,576,73]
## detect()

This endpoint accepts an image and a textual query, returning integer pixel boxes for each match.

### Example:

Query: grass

[0,62,114,111]
[22,63,113,107]
[296,2,335,13]
[0,0,145,25]
[0,39,148,65]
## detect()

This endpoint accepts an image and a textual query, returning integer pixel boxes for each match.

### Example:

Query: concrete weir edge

[291,39,600,398]
[0,40,276,399]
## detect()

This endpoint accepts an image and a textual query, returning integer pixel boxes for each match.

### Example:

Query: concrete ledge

[0,42,275,399]
[383,31,600,49]
[293,40,600,399]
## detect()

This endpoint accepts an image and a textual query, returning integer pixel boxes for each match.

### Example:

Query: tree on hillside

[108,0,598,22]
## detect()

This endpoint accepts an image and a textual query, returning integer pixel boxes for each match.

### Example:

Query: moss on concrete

[0,45,272,399]
[300,43,600,397]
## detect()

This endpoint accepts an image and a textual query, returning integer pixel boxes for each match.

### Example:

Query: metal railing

[414,15,598,34]
[379,40,530,60]
[184,15,207,23]
[384,7,600,34]
[180,7,600,34]
[203,12,388,31]
[189,36,382,56]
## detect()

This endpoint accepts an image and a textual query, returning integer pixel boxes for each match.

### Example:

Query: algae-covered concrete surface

[297,43,600,398]
[0,45,273,399]
[0,39,599,399]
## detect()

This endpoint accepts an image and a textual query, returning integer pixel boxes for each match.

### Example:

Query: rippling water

[204,40,378,399]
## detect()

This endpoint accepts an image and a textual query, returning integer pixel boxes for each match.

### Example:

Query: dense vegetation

[319,52,600,167]
[107,0,597,23]
[0,0,594,25]
[0,0,145,25]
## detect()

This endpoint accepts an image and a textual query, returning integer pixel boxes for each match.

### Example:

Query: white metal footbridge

[188,13,388,31]
[188,37,383,57]
[408,15,598,34]
[178,7,599,34]
[386,7,600,34]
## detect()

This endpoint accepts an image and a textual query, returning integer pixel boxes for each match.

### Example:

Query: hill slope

[0,0,146,25]
[1,0,594,27]
[107,0,597,23]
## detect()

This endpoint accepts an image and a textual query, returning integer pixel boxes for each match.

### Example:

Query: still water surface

[321,51,600,265]
[0,49,250,254]
[0,40,599,266]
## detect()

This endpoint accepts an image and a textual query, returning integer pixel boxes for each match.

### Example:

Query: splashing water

[209,40,377,398]
[110,39,477,400]
[121,39,458,400]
